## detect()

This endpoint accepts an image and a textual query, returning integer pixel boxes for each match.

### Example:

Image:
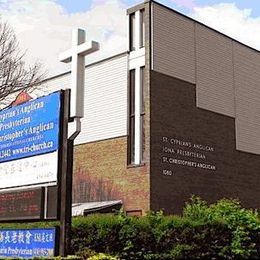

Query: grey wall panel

[152,3,196,84]
[152,3,260,155]
[233,43,260,154]
[196,24,235,117]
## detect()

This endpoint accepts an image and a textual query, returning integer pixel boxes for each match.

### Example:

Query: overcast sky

[0,0,260,77]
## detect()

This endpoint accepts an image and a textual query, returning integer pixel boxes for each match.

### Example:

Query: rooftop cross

[59,29,99,118]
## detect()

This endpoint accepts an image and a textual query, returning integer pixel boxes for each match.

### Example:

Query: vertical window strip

[140,67,145,114]
[128,67,145,165]
[130,13,136,51]
[140,67,145,162]
[129,69,135,164]
[134,68,141,165]
[140,9,145,48]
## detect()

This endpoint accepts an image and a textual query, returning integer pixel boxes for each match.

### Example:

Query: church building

[40,0,260,215]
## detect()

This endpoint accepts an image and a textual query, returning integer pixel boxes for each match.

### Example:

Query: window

[128,69,135,164]
[140,9,145,48]
[140,67,145,162]
[130,13,136,51]
[128,67,145,165]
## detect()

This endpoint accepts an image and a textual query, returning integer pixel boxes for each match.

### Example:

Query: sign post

[59,29,100,256]
[58,89,70,256]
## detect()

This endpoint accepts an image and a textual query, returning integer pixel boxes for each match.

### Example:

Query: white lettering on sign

[0,152,58,189]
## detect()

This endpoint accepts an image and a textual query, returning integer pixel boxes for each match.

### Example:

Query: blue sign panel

[0,92,61,163]
[0,228,56,258]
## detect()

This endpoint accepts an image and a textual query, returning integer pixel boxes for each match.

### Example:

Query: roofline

[40,51,128,84]
[127,0,260,55]
[41,0,260,85]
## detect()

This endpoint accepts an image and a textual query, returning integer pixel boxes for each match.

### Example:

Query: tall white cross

[59,28,99,118]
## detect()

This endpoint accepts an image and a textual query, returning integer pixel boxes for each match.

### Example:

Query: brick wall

[150,71,260,214]
[73,136,150,214]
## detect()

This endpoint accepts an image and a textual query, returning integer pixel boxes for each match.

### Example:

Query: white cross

[59,28,99,118]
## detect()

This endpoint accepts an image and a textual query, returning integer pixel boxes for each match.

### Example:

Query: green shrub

[1,197,260,259]
[183,196,260,258]
[88,253,119,260]
[69,197,260,259]
[70,211,232,259]
[183,196,210,223]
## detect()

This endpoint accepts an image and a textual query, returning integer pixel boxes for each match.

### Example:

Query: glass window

[140,9,145,48]
[128,68,145,165]
[129,70,135,164]
[140,67,145,162]
[130,13,136,51]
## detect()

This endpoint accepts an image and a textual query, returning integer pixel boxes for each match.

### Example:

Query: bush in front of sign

[71,211,231,259]
[74,248,119,260]
[88,253,119,260]
[71,214,122,255]
[0,197,259,259]
[70,198,260,259]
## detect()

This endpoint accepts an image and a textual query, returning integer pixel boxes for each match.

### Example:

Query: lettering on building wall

[161,136,216,176]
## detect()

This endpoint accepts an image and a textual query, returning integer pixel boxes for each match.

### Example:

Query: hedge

[1,197,260,259]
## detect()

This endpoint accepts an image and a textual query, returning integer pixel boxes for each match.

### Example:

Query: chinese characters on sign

[0,228,56,258]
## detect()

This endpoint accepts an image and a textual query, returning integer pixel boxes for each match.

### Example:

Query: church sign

[0,228,57,258]
[0,90,69,257]
[0,92,61,189]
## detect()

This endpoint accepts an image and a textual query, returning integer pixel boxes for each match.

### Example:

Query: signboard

[0,92,61,189]
[0,92,60,163]
[0,90,68,255]
[0,152,58,189]
[0,188,43,221]
[0,228,57,258]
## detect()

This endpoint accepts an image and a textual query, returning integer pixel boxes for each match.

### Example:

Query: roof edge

[144,0,260,53]
[40,51,128,84]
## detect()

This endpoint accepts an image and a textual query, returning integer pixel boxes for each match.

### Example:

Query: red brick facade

[73,137,150,214]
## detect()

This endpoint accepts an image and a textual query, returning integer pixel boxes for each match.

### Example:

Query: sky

[0,0,260,77]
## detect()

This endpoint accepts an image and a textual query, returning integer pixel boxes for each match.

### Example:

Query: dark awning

[72,200,123,216]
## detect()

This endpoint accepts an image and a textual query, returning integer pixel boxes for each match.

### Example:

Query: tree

[0,20,43,105]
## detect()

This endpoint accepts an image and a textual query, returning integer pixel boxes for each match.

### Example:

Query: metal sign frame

[0,90,73,257]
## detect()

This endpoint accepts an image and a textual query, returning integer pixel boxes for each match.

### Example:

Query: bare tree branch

[0,20,45,105]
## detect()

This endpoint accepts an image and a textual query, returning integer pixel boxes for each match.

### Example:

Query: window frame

[128,69,136,165]
[140,9,145,48]
[129,13,136,51]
